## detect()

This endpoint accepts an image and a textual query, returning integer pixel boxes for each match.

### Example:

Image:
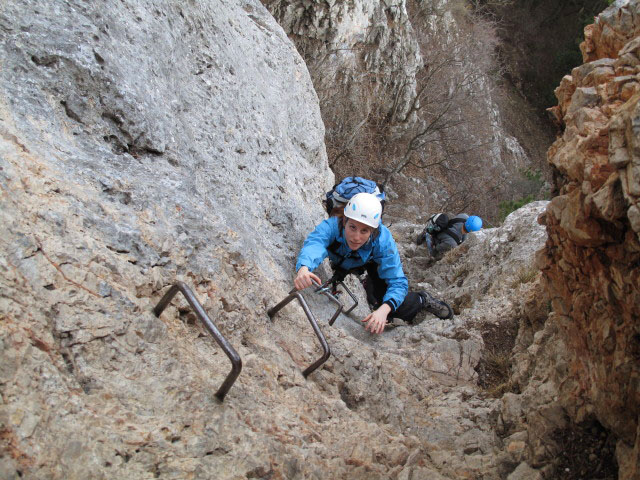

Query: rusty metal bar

[315,277,359,319]
[311,282,344,326]
[267,286,331,378]
[339,282,358,314]
[154,281,242,402]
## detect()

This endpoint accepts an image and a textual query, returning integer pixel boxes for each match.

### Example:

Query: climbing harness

[316,273,358,315]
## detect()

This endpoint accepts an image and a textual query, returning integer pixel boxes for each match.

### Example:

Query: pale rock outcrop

[582,0,640,62]
[395,202,552,478]
[263,0,422,123]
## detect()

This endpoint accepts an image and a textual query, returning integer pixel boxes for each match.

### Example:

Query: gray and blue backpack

[324,176,386,215]
[425,213,466,244]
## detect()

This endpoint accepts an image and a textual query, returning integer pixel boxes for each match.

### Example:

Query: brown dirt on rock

[474,318,519,397]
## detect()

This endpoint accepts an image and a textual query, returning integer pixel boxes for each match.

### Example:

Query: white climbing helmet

[344,192,382,229]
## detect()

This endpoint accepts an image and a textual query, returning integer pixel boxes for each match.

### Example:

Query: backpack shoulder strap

[447,229,463,245]
[327,221,345,256]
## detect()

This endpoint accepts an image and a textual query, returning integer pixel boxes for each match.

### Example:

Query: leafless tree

[265,0,525,221]
[381,0,501,196]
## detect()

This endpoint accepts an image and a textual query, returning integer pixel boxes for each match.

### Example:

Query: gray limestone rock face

[0,0,336,478]
[1,0,331,279]
[264,0,422,120]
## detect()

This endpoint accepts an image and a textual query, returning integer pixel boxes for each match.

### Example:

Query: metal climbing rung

[267,281,335,377]
[154,281,242,402]
[315,276,359,318]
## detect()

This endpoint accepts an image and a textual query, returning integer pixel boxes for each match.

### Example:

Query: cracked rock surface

[3,0,636,479]
[0,1,553,478]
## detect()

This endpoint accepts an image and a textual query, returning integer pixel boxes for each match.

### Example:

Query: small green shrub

[499,168,549,222]
[499,194,535,222]
[523,168,543,184]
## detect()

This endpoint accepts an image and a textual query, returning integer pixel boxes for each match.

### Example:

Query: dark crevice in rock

[338,384,363,411]
[115,451,131,463]
[128,144,164,158]
[31,54,58,67]
[93,51,105,65]
[102,111,124,127]
[178,306,197,326]
[60,100,82,123]
[59,348,75,375]
[106,245,131,255]
[551,418,618,480]
[103,134,128,155]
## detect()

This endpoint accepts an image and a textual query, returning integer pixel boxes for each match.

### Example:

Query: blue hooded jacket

[295,216,408,311]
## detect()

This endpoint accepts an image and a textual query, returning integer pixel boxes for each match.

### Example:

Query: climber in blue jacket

[295,193,453,334]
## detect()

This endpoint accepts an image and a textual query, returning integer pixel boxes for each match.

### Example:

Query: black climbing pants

[333,262,423,324]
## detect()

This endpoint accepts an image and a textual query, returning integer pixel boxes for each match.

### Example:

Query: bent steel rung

[154,281,242,402]
[315,277,358,319]
[267,283,334,377]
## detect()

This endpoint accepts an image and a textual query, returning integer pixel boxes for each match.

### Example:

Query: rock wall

[5,0,636,479]
[0,3,557,479]
[509,1,640,478]
[582,0,640,63]
[262,0,422,127]
[0,0,335,477]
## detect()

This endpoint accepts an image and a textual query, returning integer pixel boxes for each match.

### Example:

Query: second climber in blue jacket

[294,192,453,334]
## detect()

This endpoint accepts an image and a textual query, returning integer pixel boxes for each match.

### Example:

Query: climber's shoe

[419,291,453,320]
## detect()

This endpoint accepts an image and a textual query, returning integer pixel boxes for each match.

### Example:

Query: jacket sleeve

[295,218,337,272]
[372,227,408,310]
